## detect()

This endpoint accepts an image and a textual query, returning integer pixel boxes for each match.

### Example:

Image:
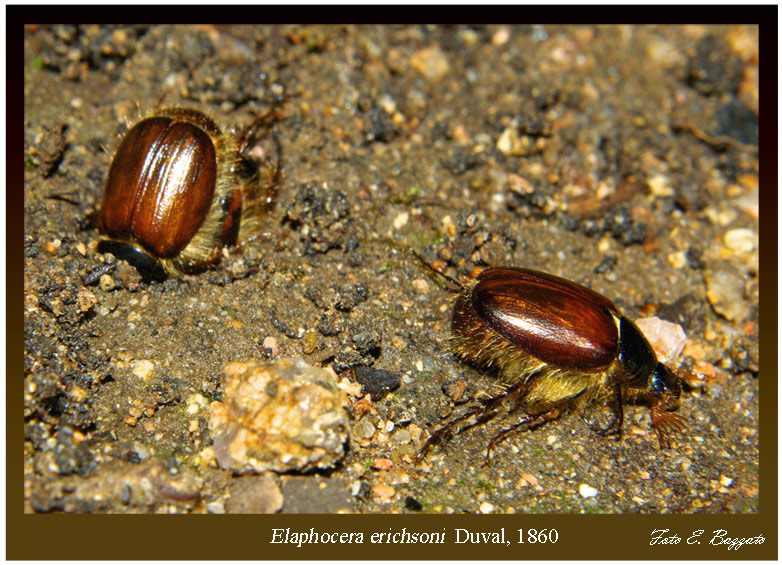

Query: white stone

[579,484,598,498]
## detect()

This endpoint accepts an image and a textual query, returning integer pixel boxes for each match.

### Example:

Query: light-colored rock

[209,358,349,473]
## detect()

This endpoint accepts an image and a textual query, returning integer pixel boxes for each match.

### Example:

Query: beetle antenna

[238,95,288,154]
[410,248,463,292]
[271,120,283,184]
[154,88,173,110]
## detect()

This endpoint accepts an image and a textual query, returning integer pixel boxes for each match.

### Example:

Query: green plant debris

[390,185,420,205]
[476,479,494,490]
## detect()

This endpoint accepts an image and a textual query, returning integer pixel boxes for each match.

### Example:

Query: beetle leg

[582,383,624,437]
[482,400,570,467]
[415,380,530,462]
[237,108,283,205]
[261,120,283,207]
[414,404,486,461]
[610,384,624,434]
[650,406,687,448]
[483,419,534,467]
[237,107,281,154]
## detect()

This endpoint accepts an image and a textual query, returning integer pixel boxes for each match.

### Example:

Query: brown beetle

[98,107,280,281]
[416,263,687,463]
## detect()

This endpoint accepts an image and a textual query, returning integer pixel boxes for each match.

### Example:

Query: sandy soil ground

[23,24,759,514]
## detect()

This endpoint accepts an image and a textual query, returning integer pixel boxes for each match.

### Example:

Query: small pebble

[411,278,429,293]
[77,288,97,313]
[301,332,318,354]
[355,420,376,440]
[409,47,450,81]
[634,317,687,364]
[507,173,534,194]
[390,429,412,445]
[579,484,598,498]
[45,239,61,255]
[393,211,409,230]
[338,378,363,398]
[479,501,495,513]
[520,473,538,487]
[354,366,401,399]
[733,189,758,219]
[372,483,395,503]
[705,267,748,321]
[351,395,373,419]
[645,36,685,67]
[450,123,468,142]
[377,94,397,115]
[724,228,757,255]
[185,393,208,415]
[372,458,393,471]
[496,123,530,156]
[99,274,116,292]
[491,27,510,46]
[98,296,119,316]
[225,476,284,514]
[647,174,674,197]
[717,208,737,226]
[262,336,280,357]
[667,250,687,269]
[131,360,154,380]
[459,29,479,47]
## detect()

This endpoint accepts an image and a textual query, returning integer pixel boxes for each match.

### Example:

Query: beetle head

[648,362,681,407]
